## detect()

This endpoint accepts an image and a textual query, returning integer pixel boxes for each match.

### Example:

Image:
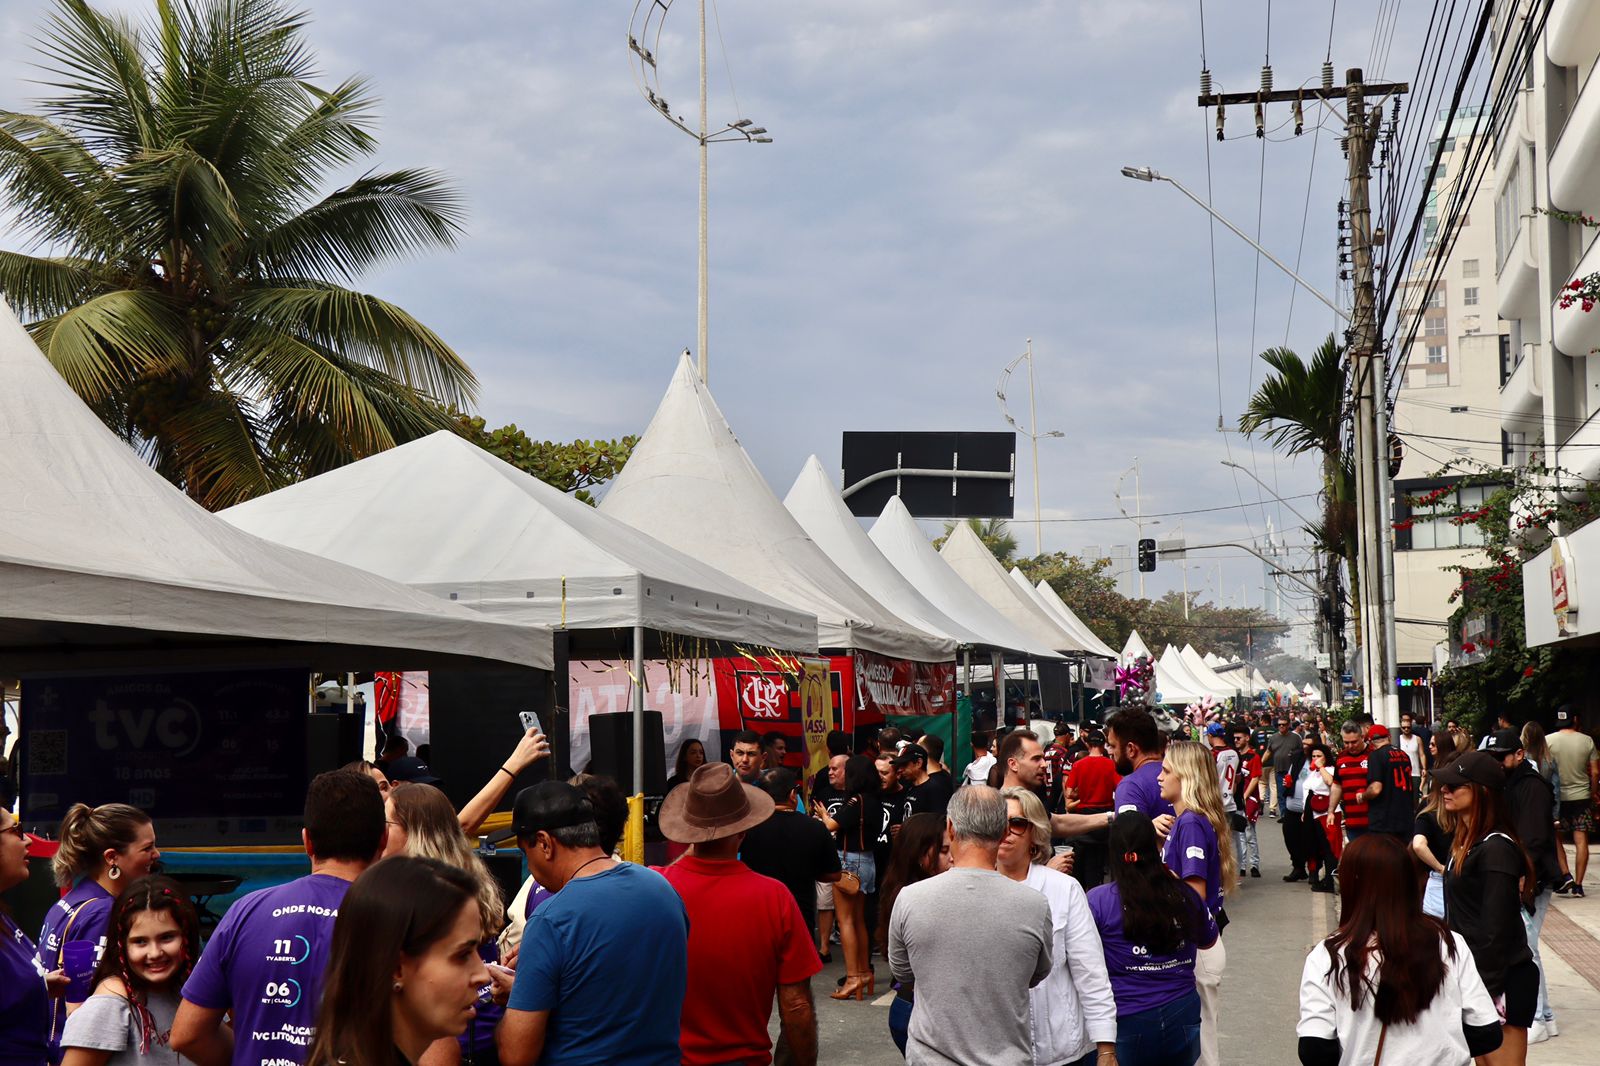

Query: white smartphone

[517,710,543,734]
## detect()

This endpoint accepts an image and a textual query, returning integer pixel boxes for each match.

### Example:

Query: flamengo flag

[375,671,402,725]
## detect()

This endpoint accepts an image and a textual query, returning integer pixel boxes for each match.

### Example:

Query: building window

[1425,318,1447,337]
[1463,259,1479,278]
[1425,289,1444,309]
[1496,162,1522,271]
[1425,370,1448,387]
[1464,287,1479,306]
[1407,485,1490,550]
[1426,344,1446,363]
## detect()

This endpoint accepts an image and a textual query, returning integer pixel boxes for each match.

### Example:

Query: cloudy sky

[0,1,1432,651]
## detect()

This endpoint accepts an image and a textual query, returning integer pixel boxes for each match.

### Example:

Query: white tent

[1202,652,1225,668]
[783,457,987,648]
[1154,646,1208,705]
[1014,572,1120,659]
[867,498,1060,659]
[598,356,953,661]
[1122,630,1152,664]
[938,523,1092,654]
[0,301,552,672]
[221,431,816,650]
[1180,645,1245,698]
[1250,668,1272,693]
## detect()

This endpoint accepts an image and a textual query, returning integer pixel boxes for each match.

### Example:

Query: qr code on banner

[28,730,68,775]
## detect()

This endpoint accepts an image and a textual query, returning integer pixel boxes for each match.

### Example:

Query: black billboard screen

[840,431,1015,519]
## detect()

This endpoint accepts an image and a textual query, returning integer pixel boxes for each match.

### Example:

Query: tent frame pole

[627,624,646,862]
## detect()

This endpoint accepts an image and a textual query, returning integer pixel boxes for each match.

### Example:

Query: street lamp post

[629,1,773,384]
[997,338,1064,554]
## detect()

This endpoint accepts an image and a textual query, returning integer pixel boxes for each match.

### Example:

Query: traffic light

[1137,538,1156,572]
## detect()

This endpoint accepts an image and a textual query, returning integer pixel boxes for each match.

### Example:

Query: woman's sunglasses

[1006,816,1032,833]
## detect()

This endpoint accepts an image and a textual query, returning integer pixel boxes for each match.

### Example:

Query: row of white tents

[1119,631,1310,707]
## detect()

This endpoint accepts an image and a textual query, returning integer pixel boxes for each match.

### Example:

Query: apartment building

[1389,105,1509,716]
[1494,1,1600,659]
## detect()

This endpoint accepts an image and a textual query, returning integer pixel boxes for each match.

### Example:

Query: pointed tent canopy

[1122,630,1152,664]
[938,523,1092,654]
[0,301,552,672]
[1013,572,1119,660]
[1180,645,1244,698]
[1154,646,1208,705]
[783,457,986,648]
[220,431,817,651]
[867,498,1060,659]
[1250,668,1272,693]
[1203,652,1225,667]
[598,356,953,661]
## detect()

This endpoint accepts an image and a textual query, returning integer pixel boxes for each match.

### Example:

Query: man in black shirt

[894,745,952,818]
[1361,724,1416,839]
[740,768,842,939]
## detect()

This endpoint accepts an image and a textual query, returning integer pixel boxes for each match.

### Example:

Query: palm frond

[36,0,160,153]
[156,383,283,508]
[0,113,121,254]
[29,288,187,401]
[0,250,107,319]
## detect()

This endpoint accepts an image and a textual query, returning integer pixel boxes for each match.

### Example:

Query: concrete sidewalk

[1532,843,1600,1065]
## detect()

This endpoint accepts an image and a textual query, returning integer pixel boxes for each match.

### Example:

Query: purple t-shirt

[36,880,114,1061]
[181,872,350,1066]
[1162,811,1224,916]
[2,915,48,1066]
[458,940,504,1058]
[1112,761,1174,821]
[1086,882,1216,1017]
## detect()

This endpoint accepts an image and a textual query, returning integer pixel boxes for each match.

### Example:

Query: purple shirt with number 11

[181,873,350,1066]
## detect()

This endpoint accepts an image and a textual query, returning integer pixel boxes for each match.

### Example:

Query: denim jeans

[1116,990,1202,1066]
[1524,888,1554,1023]
[1423,870,1445,918]
[888,996,912,1057]
[1232,820,1260,871]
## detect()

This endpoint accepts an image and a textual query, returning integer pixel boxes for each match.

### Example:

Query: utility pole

[1198,66,1406,726]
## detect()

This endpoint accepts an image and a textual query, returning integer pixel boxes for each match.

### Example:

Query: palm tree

[0,0,475,509]
[936,517,1018,567]
[1239,333,1356,669]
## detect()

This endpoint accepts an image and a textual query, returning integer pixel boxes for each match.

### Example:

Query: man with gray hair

[497,782,688,1066]
[888,785,1052,1066]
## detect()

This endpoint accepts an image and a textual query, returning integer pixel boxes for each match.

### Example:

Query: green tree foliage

[451,412,636,505]
[1016,551,1290,661]
[934,518,1018,567]
[0,0,474,509]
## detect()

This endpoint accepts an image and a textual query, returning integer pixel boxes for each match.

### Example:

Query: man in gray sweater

[888,785,1052,1066]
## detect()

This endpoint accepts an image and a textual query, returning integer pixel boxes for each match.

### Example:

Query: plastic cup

[61,941,96,983]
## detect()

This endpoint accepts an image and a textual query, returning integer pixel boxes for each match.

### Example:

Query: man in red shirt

[1328,721,1371,843]
[658,762,822,1066]
[1061,731,1120,890]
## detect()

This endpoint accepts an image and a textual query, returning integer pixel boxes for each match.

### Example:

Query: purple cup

[61,941,96,984]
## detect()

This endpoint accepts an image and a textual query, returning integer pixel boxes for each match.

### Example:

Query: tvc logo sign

[87,698,203,757]
[740,674,787,720]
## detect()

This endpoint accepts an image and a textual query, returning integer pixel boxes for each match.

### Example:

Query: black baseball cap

[892,745,928,770]
[386,755,442,786]
[1484,728,1523,756]
[1431,750,1506,789]
[485,782,595,845]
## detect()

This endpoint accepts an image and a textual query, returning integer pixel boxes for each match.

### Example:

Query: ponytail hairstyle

[1162,741,1238,895]
[387,783,505,936]
[1107,812,1208,954]
[52,803,151,888]
[90,875,199,1052]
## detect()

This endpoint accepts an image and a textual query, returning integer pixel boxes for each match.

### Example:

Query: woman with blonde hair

[382,784,511,1066]
[37,804,159,1063]
[997,787,1116,1066]
[1157,740,1235,1066]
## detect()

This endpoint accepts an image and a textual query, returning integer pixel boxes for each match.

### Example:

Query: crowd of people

[0,699,1595,1066]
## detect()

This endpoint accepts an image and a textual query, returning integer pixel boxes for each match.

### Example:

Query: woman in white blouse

[1297,833,1500,1066]
[999,786,1118,1066]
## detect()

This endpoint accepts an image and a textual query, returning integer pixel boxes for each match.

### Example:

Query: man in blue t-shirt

[495,782,688,1066]
[173,769,386,1066]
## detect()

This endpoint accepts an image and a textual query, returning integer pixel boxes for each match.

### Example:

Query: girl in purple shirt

[1087,812,1216,1066]
[36,805,159,1065]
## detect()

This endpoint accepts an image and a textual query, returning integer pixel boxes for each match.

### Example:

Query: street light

[1119,165,1349,324]
[1219,460,1322,530]
[997,338,1064,554]
[629,1,774,384]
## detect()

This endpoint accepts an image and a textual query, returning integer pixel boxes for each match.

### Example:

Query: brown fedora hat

[658,762,775,844]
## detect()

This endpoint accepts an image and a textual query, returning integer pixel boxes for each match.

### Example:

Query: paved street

[786,826,1600,1064]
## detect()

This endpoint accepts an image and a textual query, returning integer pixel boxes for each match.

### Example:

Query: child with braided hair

[59,876,198,1066]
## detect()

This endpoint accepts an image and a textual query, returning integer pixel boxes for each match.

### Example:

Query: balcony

[1557,407,1600,485]
[1554,228,1600,357]
[1550,62,1600,211]
[1549,0,1600,69]
[1500,340,1542,425]
[1497,220,1539,321]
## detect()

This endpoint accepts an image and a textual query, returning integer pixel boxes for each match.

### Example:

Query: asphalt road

[777,814,1331,1064]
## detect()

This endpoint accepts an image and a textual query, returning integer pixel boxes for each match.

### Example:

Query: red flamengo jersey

[1334,749,1371,829]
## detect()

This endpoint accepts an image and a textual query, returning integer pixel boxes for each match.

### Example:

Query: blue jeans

[888,996,911,1056]
[841,850,877,894]
[1117,990,1201,1066]
[1524,889,1554,1022]
[1423,870,1445,918]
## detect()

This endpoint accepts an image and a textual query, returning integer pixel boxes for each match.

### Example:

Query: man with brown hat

[658,762,822,1066]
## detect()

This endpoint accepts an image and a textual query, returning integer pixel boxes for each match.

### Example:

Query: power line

[1030,493,1322,524]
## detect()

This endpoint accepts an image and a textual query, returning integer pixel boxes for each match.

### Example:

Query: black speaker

[306,711,365,778]
[427,667,552,812]
[588,711,666,795]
